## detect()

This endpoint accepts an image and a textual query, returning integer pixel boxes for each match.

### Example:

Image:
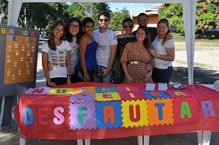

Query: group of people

[42,11,175,87]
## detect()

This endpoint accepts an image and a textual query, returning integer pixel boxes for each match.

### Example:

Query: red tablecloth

[13,83,219,140]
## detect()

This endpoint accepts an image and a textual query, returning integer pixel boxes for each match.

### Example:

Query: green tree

[67,2,110,29]
[67,2,84,19]
[196,1,219,35]
[19,3,51,28]
[159,4,184,33]
[19,2,69,32]
[159,1,219,36]
[109,9,130,31]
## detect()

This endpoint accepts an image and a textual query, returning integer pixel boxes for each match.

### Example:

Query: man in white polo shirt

[93,11,118,83]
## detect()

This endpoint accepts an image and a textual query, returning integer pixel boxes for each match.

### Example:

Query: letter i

[126,87,135,99]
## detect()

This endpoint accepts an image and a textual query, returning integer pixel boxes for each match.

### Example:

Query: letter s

[53,107,64,125]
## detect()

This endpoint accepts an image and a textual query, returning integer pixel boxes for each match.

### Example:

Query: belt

[130,61,139,64]
[129,61,151,65]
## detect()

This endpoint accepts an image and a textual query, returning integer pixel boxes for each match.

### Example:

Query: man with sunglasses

[93,11,118,83]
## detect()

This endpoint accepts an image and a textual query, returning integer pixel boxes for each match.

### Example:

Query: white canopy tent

[7,0,198,85]
[6,2,214,145]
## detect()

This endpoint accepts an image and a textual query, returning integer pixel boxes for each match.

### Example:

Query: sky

[108,3,162,15]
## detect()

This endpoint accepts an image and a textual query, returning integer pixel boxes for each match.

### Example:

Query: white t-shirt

[151,36,175,69]
[69,37,79,74]
[93,29,118,67]
[42,40,71,78]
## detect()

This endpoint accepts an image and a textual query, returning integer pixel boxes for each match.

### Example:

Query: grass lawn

[172,32,219,43]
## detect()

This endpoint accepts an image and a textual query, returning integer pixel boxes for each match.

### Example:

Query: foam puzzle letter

[180,102,192,119]
[38,107,49,125]
[129,105,141,122]
[23,108,34,125]
[201,100,215,118]
[78,107,88,125]
[155,103,165,120]
[104,106,115,124]
[53,107,65,125]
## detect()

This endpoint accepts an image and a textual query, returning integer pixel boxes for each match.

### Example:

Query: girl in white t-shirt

[65,17,83,83]
[42,21,71,87]
[150,18,175,83]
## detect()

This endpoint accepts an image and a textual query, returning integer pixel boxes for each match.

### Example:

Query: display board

[0,25,40,97]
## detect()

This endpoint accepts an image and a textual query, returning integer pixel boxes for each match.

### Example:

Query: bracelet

[67,74,71,77]
[157,54,160,58]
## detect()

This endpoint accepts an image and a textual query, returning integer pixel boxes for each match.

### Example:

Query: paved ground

[1,42,219,145]
[1,127,219,145]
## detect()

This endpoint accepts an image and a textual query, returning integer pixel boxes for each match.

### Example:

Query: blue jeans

[94,71,112,83]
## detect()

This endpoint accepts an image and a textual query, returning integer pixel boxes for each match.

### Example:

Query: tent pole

[183,1,196,85]
[7,0,14,25]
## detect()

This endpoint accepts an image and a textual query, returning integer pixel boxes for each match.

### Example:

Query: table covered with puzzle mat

[13,82,219,140]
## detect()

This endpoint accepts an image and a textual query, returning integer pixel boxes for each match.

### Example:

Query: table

[14,83,219,145]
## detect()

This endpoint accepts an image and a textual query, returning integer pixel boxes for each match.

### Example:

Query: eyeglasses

[123,25,133,29]
[99,19,109,22]
[70,24,79,28]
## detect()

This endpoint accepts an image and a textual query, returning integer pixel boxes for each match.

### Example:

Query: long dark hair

[136,26,153,61]
[48,21,64,50]
[81,17,94,33]
[65,17,82,44]
[157,18,171,45]
[136,25,151,49]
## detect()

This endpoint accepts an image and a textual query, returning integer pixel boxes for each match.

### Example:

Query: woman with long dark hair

[150,18,175,83]
[42,21,71,87]
[120,25,154,83]
[77,17,98,82]
[65,17,83,83]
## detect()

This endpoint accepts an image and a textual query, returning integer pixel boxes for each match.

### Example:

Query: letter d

[23,108,34,125]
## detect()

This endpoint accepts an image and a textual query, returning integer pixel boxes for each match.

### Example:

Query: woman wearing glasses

[120,25,154,83]
[65,17,83,83]
[112,18,136,84]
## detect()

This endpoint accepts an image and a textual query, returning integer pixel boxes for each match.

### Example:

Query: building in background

[132,5,162,29]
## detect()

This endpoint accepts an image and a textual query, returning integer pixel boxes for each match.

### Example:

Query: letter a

[180,102,192,119]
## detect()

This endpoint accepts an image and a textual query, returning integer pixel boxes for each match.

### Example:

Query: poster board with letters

[0,25,40,97]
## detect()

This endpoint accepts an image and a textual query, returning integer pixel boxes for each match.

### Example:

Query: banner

[14,83,219,140]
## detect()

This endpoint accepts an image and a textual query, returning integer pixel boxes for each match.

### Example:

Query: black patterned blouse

[112,36,136,84]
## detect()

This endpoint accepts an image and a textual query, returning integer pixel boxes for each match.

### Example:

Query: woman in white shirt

[42,21,71,87]
[65,18,83,83]
[150,18,175,83]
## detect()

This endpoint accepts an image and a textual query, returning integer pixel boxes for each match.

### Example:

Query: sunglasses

[123,25,133,29]
[99,19,109,22]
